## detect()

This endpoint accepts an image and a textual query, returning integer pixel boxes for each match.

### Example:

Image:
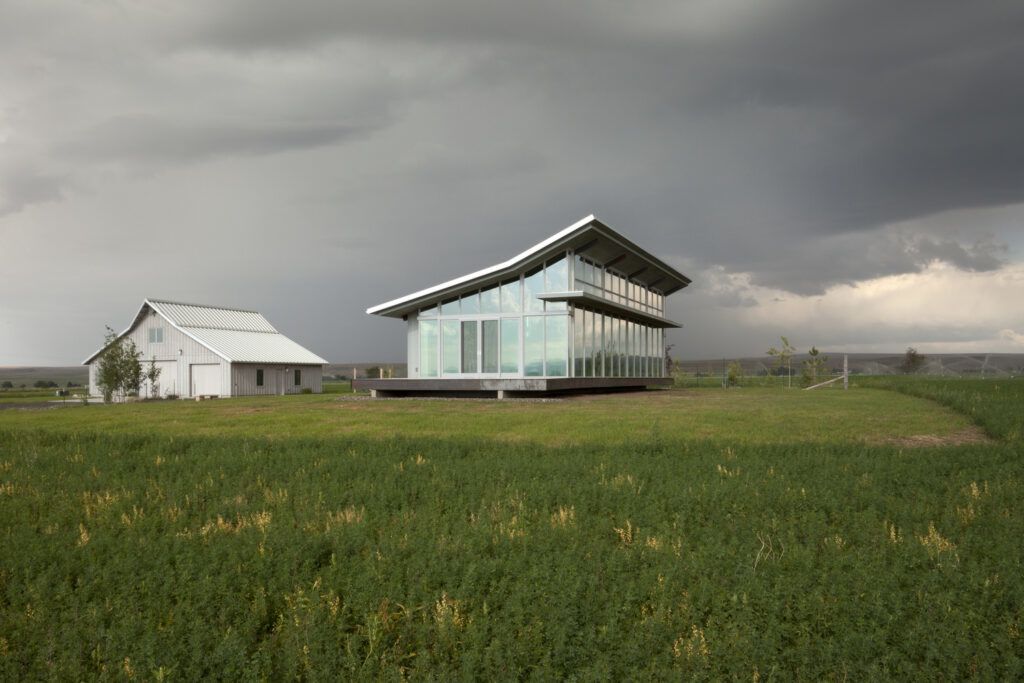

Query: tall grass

[861,376,1024,441]
[1,428,1021,679]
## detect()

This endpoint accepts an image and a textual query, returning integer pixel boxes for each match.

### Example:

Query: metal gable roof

[82,299,327,365]
[147,299,278,333]
[366,214,691,318]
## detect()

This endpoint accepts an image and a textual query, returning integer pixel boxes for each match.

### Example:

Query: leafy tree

[726,361,743,387]
[0,381,12,389]
[145,357,163,398]
[801,347,829,387]
[767,336,796,388]
[364,366,381,379]
[33,380,58,388]
[901,347,926,374]
[96,326,143,402]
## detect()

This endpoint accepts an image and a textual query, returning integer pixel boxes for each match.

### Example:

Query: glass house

[357,215,690,397]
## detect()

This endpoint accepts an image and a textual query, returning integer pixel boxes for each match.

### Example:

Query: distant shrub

[164,394,178,400]
[301,387,313,394]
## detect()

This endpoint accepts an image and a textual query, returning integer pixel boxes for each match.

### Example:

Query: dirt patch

[878,425,994,448]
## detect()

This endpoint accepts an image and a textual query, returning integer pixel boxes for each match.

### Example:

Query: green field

[1,381,1021,678]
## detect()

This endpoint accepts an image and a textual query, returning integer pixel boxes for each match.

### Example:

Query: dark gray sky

[2,0,1023,364]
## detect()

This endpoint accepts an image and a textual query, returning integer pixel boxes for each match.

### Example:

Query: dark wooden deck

[352,377,671,398]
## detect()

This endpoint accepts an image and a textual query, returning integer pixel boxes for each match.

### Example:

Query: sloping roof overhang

[366,215,690,319]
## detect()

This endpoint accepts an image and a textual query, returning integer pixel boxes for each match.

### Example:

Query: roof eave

[367,214,690,318]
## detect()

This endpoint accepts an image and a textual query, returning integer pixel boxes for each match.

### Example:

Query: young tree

[767,336,796,388]
[801,346,829,387]
[901,347,926,374]
[96,326,143,402]
[0,381,12,390]
[726,361,744,387]
[145,357,162,398]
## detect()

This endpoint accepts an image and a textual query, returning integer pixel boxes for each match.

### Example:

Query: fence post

[843,354,848,390]
[352,368,356,393]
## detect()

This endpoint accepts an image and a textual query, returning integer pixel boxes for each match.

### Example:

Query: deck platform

[352,377,671,398]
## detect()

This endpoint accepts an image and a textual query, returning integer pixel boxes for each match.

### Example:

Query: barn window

[148,327,164,343]
[294,369,301,386]
[256,369,264,387]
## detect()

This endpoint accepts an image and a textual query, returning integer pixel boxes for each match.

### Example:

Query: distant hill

[0,366,89,387]
[675,353,1024,377]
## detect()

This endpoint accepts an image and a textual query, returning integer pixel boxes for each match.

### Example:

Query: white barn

[83,299,328,398]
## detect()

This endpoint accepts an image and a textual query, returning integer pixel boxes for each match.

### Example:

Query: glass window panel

[461,321,478,373]
[606,316,616,377]
[480,286,500,314]
[616,318,625,377]
[421,304,438,317]
[523,267,545,312]
[621,320,627,376]
[524,316,544,377]
[500,319,519,374]
[461,292,480,315]
[500,278,521,313]
[419,320,438,377]
[573,309,584,377]
[626,321,634,376]
[643,326,649,377]
[582,309,591,377]
[441,298,460,315]
[545,257,568,311]
[626,321,633,376]
[545,315,568,377]
[657,329,664,376]
[442,320,459,374]
[482,320,499,373]
[545,256,568,292]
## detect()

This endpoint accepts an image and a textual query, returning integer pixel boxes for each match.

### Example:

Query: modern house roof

[82,298,328,365]
[367,214,691,319]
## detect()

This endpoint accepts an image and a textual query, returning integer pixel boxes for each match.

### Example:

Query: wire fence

[668,353,1023,389]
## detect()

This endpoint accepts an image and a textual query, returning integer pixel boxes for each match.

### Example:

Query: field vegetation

[0,379,1021,678]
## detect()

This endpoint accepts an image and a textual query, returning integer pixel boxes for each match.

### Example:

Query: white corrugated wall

[230,364,323,395]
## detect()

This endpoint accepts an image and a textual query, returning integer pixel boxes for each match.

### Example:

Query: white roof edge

[366,214,598,315]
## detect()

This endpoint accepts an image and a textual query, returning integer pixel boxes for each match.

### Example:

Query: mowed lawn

[0,383,1021,679]
[0,386,984,446]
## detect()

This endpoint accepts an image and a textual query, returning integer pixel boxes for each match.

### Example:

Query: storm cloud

[1,0,1022,363]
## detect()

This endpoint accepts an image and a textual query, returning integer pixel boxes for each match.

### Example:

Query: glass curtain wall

[415,251,667,379]
[416,254,571,378]
[568,306,666,378]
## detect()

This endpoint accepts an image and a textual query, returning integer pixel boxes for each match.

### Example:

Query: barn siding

[231,363,323,395]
